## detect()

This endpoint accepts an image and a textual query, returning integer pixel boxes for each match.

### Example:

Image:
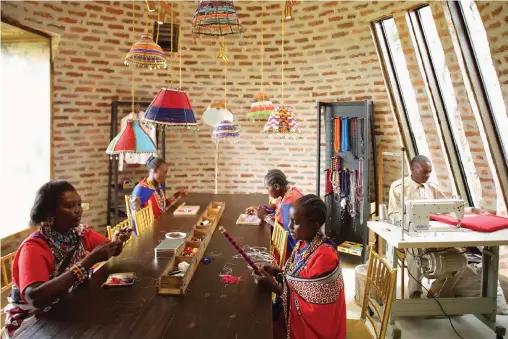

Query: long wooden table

[17,193,272,339]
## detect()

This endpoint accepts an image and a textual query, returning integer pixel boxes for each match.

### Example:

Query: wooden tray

[157,201,225,295]
[236,213,261,226]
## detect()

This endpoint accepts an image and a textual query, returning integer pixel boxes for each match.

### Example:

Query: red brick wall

[2,1,506,235]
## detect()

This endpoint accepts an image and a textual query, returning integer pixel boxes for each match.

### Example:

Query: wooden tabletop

[17,193,273,339]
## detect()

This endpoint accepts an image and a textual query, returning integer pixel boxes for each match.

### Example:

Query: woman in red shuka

[253,194,346,339]
[3,180,132,339]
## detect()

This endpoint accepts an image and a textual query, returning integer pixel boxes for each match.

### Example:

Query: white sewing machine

[404,199,465,232]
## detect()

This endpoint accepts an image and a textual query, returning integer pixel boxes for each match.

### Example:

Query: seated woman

[3,180,132,339]
[131,156,189,222]
[253,195,346,339]
[246,169,303,256]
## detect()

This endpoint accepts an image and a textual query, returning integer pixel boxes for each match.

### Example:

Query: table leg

[476,246,505,337]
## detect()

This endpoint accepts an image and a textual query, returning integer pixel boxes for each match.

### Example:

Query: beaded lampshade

[212,120,239,143]
[143,88,198,129]
[203,101,234,127]
[192,0,244,37]
[247,93,274,121]
[106,120,157,156]
[125,33,167,69]
[263,105,301,138]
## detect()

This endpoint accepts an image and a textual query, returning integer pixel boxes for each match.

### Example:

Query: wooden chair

[125,195,134,227]
[346,249,398,339]
[135,201,154,236]
[1,252,15,293]
[106,219,132,244]
[271,223,288,268]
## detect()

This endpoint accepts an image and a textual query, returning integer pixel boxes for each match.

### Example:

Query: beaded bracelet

[71,265,86,285]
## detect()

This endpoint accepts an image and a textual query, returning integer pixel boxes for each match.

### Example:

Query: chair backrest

[271,224,288,268]
[1,252,16,293]
[106,219,132,243]
[135,200,154,236]
[361,249,397,339]
[125,195,133,227]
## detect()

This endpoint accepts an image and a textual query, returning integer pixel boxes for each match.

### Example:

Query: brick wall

[1,2,507,241]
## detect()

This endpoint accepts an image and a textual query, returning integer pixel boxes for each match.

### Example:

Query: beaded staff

[218,226,260,274]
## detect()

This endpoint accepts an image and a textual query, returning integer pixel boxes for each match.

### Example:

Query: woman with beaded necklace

[131,157,189,231]
[245,169,303,257]
[253,195,346,339]
[2,180,132,339]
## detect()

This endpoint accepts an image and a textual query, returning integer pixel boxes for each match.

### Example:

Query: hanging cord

[261,0,264,93]
[169,1,173,86]
[156,11,160,44]
[281,3,285,105]
[179,2,182,89]
[357,158,364,224]
[131,0,135,114]
[334,118,341,153]
[224,38,227,107]
[341,117,349,152]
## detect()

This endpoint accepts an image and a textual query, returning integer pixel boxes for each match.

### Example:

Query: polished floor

[342,261,508,339]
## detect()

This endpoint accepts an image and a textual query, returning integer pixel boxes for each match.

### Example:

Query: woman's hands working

[252,264,283,295]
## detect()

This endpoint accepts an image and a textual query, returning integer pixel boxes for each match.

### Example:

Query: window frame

[446,0,508,209]
[407,6,473,206]
[371,18,417,160]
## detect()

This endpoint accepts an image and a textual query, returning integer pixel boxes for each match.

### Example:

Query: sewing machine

[404,198,465,232]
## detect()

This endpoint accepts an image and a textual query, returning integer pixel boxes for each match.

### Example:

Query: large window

[448,0,508,215]
[0,22,51,238]
[373,17,438,184]
[409,6,478,206]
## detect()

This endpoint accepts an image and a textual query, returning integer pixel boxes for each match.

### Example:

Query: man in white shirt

[387,155,481,298]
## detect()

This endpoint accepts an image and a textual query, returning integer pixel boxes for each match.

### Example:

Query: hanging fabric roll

[334,117,341,153]
[357,158,364,224]
[340,117,349,152]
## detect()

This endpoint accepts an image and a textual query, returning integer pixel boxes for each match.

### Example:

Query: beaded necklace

[146,178,167,212]
[349,169,357,225]
[285,232,324,276]
[333,118,341,153]
[331,156,341,200]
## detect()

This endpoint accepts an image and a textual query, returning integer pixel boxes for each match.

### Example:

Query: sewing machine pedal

[496,325,506,339]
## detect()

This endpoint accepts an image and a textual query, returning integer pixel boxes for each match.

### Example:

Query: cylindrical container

[354,264,367,306]
[378,204,387,221]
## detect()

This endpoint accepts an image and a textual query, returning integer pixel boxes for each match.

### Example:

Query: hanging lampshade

[263,105,301,138]
[212,120,240,143]
[192,0,244,37]
[106,120,157,156]
[125,33,167,69]
[247,93,274,121]
[203,101,234,127]
[143,88,198,129]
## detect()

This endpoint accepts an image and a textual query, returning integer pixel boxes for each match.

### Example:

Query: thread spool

[200,220,210,226]
[178,261,190,273]
[378,204,387,221]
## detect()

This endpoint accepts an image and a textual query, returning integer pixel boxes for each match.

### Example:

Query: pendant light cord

[179,2,182,89]
[169,1,173,86]
[261,0,264,93]
[281,3,285,106]
[131,0,135,113]
[224,38,227,108]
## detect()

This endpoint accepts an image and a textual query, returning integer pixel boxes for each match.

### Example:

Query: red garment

[430,213,508,232]
[12,230,108,300]
[286,245,347,339]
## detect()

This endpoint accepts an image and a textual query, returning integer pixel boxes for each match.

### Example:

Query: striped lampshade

[125,34,167,70]
[106,120,157,156]
[192,0,244,37]
[247,93,274,121]
[143,88,198,129]
[263,105,301,138]
[212,120,239,143]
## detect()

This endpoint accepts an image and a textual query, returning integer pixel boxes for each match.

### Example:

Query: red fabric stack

[430,213,508,232]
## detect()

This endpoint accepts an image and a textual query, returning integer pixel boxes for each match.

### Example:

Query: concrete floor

[342,261,508,339]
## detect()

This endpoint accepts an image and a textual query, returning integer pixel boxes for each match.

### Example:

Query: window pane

[459,0,508,163]
[0,24,51,238]
[418,6,482,206]
[380,18,438,184]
